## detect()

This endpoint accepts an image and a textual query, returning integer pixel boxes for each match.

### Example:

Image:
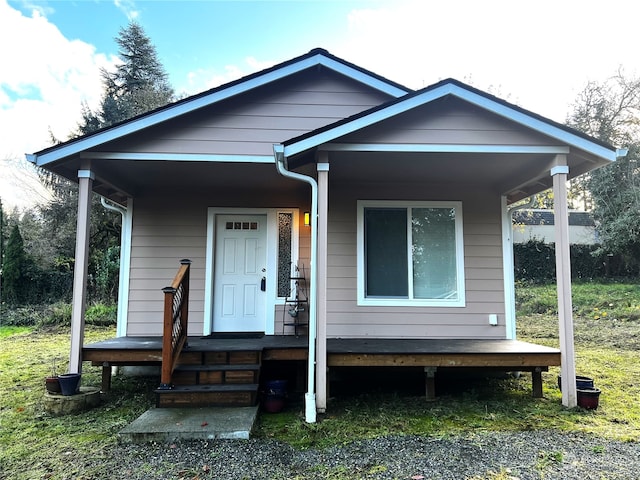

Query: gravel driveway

[97,430,637,479]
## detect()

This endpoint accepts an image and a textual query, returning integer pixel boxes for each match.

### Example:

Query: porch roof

[282,78,619,203]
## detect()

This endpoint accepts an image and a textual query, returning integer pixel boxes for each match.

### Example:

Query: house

[512,209,598,245]
[27,48,621,421]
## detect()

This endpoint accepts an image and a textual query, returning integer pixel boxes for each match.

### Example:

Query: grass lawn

[1,282,639,478]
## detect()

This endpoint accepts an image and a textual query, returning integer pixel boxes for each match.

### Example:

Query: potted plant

[58,372,81,396]
[45,359,61,394]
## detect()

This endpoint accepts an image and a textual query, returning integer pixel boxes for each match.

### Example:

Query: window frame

[356,200,466,307]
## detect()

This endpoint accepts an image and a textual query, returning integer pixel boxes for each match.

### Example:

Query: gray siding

[127,198,208,336]
[325,183,506,339]
[339,97,561,146]
[126,190,309,336]
[102,70,392,157]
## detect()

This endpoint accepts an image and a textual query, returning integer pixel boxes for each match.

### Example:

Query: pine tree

[79,21,174,134]
[2,225,28,304]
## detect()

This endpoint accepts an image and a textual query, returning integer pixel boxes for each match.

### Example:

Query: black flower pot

[557,375,594,391]
[577,387,601,409]
[58,373,81,396]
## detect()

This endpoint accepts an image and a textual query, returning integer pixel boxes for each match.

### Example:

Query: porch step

[155,384,259,408]
[175,363,261,372]
[157,348,263,408]
[172,364,261,385]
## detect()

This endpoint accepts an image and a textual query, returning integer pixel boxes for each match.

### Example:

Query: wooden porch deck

[84,336,560,400]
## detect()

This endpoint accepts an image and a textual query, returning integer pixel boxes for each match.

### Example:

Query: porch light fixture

[304,211,310,226]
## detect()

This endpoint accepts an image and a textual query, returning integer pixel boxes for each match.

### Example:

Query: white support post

[68,168,94,374]
[315,155,329,413]
[551,159,577,408]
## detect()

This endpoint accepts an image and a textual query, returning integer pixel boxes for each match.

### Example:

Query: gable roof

[27,48,411,167]
[281,77,617,162]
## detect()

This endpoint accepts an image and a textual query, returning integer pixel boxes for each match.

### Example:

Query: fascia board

[316,56,408,97]
[31,53,407,167]
[450,86,617,162]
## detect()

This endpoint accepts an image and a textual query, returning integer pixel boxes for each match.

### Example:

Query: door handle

[260,277,266,291]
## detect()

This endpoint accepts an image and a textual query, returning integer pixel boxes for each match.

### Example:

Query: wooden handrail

[158,259,191,389]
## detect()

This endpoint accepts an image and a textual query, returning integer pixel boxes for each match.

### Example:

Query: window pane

[365,208,408,297]
[412,208,457,299]
[277,212,293,297]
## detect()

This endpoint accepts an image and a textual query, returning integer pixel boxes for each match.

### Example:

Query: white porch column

[315,154,329,413]
[69,167,94,374]
[551,158,577,408]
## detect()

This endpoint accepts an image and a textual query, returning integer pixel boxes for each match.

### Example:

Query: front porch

[83,335,561,403]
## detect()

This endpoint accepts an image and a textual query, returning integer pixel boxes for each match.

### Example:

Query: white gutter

[273,144,318,424]
[100,197,132,338]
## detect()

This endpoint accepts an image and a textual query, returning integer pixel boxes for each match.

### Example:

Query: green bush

[0,302,116,328]
[513,240,632,282]
[38,303,72,327]
[85,303,117,326]
[0,305,39,326]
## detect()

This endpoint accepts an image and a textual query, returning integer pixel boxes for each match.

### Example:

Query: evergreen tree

[0,198,4,303]
[25,21,176,305]
[79,21,174,134]
[2,225,29,304]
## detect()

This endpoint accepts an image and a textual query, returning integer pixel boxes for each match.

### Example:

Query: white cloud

[0,0,118,210]
[336,0,640,123]
[114,0,139,21]
[180,56,278,96]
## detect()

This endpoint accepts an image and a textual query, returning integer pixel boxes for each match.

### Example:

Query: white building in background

[512,209,599,245]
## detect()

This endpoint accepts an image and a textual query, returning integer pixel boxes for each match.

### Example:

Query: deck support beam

[315,156,330,413]
[424,367,437,401]
[101,362,112,392]
[69,166,93,374]
[532,367,543,398]
[552,157,577,408]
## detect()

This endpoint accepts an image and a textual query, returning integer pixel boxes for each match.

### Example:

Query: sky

[2,0,640,210]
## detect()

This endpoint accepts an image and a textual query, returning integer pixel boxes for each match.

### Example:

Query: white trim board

[501,196,517,339]
[117,198,133,338]
[80,152,275,163]
[319,144,571,154]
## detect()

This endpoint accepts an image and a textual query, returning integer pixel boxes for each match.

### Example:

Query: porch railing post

[160,286,177,389]
[179,259,191,348]
[159,259,192,390]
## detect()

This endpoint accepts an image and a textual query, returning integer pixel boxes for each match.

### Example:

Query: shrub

[38,303,72,327]
[85,303,117,326]
[513,240,633,282]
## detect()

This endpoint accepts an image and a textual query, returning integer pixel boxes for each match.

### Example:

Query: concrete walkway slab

[119,406,259,443]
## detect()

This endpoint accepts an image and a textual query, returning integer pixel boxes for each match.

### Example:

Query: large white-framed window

[357,200,465,307]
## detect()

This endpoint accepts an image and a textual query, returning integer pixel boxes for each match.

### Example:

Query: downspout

[273,144,318,424]
[100,197,131,338]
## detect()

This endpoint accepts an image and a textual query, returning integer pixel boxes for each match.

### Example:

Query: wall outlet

[489,314,498,326]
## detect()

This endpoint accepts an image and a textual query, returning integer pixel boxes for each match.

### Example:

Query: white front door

[213,214,267,332]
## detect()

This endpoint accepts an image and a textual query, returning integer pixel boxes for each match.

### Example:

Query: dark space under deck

[83,336,561,400]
